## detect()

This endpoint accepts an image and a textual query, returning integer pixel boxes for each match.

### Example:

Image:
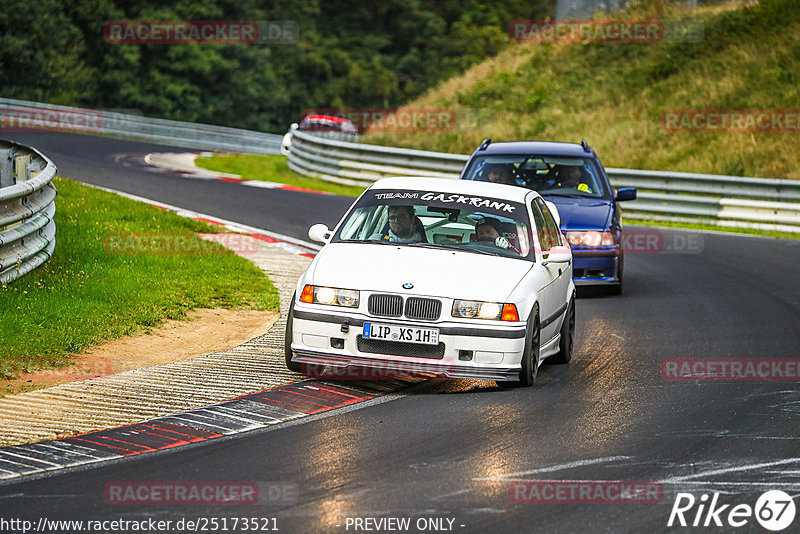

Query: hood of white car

[308,243,533,301]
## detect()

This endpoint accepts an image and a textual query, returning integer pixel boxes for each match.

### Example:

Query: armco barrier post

[0,149,12,188]
[14,153,30,184]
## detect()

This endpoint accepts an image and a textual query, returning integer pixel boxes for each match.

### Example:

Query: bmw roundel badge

[402,282,414,289]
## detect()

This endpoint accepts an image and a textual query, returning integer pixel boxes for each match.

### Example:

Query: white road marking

[661,457,800,484]
[241,180,284,189]
[669,481,800,487]
[472,455,632,481]
[430,489,472,501]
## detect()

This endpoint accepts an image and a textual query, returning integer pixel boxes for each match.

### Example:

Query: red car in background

[281,114,358,155]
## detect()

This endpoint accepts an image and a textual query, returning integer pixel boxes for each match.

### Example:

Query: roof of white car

[369,176,538,203]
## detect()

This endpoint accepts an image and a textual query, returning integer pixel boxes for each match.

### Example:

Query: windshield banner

[365,190,521,216]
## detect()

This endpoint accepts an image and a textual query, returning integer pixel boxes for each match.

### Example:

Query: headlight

[565,230,616,247]
[300,285,359,307]
[452,300,519,321]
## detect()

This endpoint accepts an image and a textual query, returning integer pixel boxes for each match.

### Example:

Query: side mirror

[544,200,561,227]
[290,122,299,130]
[308,223,332,243]
[615,188,637,201]
[543,245,572,266]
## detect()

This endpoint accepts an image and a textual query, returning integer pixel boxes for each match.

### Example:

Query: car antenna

[580,139,592,153]
[478,138,492,151]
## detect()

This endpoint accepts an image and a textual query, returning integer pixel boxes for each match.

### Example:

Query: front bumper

[571,250,620,286]
[292,350,522,381]
[289,306,527,381]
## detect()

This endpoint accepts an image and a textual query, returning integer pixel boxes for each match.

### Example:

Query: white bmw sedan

[285,177,576,386]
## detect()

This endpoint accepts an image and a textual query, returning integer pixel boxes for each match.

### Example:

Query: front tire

[549,296,575,364]
[609,253,624,295]
[505,308,540,387]
[284,295,301,372]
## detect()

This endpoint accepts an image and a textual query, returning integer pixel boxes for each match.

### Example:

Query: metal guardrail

[0,140,57,284]
[288,129,800,233]
[0,97,282,154]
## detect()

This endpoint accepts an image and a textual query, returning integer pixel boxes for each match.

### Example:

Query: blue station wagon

[460,139,636,294]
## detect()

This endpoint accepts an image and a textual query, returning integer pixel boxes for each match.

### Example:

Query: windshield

[332,189,534,260]
[462,155,610,199]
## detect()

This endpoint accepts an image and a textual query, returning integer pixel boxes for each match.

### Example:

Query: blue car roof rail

[477,138,492,151]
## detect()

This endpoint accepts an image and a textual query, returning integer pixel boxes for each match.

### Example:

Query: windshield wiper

[339,238,393,244]
[407,242,459,251]
[542,192,589,198]
[409,242,501,257]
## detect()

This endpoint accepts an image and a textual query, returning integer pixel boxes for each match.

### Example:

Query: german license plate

[363,322,439,345]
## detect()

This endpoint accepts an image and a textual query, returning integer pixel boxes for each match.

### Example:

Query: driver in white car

[476,217,502,242]
[475,217,513,251]
[475,217,519,253]
[371,205,425,243]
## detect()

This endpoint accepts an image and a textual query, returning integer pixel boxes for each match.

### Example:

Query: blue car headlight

[565,230,616,247]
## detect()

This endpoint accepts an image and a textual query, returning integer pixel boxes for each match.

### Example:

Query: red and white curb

[143,151,332,195]
[0,382,380,481]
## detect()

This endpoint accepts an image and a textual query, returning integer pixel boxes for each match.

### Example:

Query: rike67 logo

[668,490,796,531]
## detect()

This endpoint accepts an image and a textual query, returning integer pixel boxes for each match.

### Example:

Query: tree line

[0,0,551,133]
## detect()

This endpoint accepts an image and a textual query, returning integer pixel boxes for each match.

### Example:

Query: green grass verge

[624,217,800,240]
[365,0,799,180]
[0,176,279,379]
[195,154,366,197]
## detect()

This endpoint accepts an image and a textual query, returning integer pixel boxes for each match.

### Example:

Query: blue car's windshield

[462,155,611,199]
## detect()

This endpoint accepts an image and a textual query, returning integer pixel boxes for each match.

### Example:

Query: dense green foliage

[0,0,550,132]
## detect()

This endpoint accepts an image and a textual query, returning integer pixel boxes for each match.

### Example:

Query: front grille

[405,297,442,321]
[356,336,445,359]
[368,294,403,317]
